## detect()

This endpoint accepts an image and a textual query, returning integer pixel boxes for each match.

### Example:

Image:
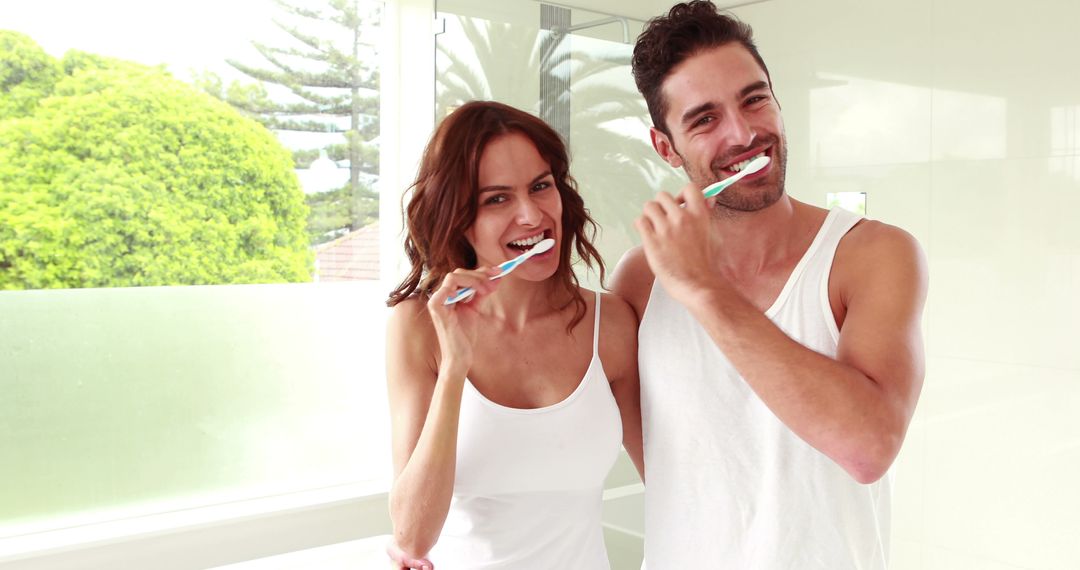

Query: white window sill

[0,479,391,569]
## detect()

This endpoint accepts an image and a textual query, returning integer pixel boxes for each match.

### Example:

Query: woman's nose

[515,195,543,226]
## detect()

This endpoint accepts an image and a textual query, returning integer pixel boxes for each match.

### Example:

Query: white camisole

[427,291,622,569]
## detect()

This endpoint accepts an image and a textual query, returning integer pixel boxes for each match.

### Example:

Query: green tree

[0,30,61,118]
[0,33,312,290]
[200,0,380,243]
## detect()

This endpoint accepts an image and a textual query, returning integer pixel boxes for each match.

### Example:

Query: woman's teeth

[509,233,544,248]
[727,151,765,173]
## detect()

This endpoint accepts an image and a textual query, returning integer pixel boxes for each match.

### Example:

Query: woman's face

[465,131,562,281]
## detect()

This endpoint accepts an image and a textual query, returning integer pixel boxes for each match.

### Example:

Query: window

[0,0,383,290]
[1,0,394,541]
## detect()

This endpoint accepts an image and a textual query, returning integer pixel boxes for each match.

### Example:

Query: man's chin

[712,185,785,213]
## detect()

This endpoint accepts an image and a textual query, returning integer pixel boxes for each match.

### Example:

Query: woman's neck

[473,278,574,332]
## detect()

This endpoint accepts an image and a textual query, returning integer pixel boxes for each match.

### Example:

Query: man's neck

[710,196,823,278]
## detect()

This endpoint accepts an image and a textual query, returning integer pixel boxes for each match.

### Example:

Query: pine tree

[201,0,380,243]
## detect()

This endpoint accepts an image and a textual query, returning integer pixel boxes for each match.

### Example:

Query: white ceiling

[533,0,771,22]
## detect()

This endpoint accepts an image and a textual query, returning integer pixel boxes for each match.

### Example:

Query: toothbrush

[702,155,771,198]
[443,238,556,305]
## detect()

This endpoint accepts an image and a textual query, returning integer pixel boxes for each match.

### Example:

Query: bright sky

[0,0,297,83]
[1,0,378,151]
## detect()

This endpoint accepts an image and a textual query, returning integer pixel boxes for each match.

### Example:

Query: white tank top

[638,208,891,569]
[428,291,622,569]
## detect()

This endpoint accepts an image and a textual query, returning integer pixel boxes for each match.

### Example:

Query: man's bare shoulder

[836,219,928,293]
[842,219,924,263]
[599,291,638,330]
[610,245,655,322]
[597,291,639,377]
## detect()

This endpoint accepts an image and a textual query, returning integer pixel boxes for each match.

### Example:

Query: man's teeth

[509,233,544,247]
[727,152,765,173]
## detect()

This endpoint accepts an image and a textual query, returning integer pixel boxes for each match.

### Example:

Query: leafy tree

[200,0,381,243]
[0,30,61,118]
[0,33,312,290]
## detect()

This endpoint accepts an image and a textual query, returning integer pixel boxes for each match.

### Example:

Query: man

[611,2,928,568]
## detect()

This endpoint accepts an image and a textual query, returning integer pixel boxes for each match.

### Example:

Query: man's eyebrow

[680,102,717,127]
[479,170,553,193]
[679,81,772,127]
[739,80,770,98]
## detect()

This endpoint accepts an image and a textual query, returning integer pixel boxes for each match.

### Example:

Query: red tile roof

[313,222,379,281]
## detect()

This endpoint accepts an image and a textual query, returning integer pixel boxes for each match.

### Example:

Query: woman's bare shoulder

[387,296,438,363]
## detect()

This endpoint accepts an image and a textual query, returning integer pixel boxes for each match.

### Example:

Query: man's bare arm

[682,223,927,482]
[634,186,927,483]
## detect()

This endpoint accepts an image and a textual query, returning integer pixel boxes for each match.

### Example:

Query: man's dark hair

[632,1,771,136]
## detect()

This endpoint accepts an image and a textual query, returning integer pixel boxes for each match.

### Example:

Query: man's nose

[720,111,756,148]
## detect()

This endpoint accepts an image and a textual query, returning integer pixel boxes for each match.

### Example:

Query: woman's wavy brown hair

[386,101,604,331]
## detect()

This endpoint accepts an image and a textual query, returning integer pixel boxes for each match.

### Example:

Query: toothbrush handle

[443,254,530,305]
[443,264,513,305]
[703,178,733,199]
[444,286,476,305]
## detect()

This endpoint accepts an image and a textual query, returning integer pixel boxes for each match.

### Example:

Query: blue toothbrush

[443,238,556,305]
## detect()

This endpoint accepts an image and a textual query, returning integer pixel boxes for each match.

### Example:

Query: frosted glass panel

[0,283,390,533]
[566,32,683,286]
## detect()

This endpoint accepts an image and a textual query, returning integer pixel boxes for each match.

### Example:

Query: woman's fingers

[429,267,500,308]
[385,540,433,570]
[441,268,496,296]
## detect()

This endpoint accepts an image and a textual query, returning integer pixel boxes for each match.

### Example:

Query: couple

[385,2,928,569]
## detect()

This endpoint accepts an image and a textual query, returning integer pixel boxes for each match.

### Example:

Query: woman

[385,101,643,569]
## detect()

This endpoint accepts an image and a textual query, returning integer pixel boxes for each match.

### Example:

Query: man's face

[651,43,787,213]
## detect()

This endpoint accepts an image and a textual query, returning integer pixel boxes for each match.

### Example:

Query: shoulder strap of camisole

[592,291,601,357]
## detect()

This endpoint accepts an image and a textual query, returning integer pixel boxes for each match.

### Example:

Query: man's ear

[650,127,683,168]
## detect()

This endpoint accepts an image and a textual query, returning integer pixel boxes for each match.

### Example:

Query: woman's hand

[386,538,433,570]
[426,267,500,374]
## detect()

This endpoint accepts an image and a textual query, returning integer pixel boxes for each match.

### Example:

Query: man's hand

[634,182,723,306]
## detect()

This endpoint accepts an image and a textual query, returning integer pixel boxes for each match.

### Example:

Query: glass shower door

[434,0,683,289]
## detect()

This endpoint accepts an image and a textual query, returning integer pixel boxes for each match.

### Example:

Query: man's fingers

[634,216,660,253]
[633,215,651,237]
[681,180,709,213]
[654,190,686,214]
[640,200,669,234]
